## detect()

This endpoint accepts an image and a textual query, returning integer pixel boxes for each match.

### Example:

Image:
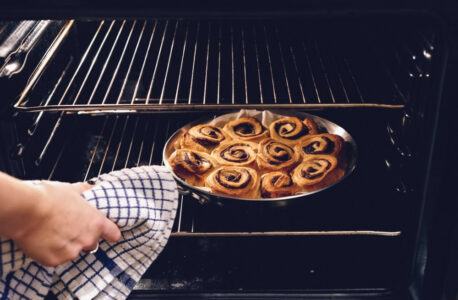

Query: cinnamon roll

[269,117,318,146]
[223,117,269,143]
[257,138,300,172]
[168,149,218,186]
[261,171,298,198]
[205,166,260,199]
[179,124,228,153]
[292,155,344,191]
[295,134,344,158]
[212,140,258,167]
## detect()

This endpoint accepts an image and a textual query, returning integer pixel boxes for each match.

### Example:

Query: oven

[0,1,457,299]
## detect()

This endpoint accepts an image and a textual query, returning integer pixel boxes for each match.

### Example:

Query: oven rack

[24,114,407,238]
[12,18,422,113]
[169,193,402,238]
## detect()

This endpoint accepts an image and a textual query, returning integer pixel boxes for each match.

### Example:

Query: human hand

[11,181,121,267]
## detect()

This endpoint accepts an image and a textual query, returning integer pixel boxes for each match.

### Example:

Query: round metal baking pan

[163,110,357,207]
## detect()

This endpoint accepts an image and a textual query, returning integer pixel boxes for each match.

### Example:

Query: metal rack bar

[337,70,350,103]
[314,41,335,103]
[18,103,404,113]
[188,22,200,104]
[275,27,292,103]
[97,116,119,176]
[176,196,184,232]
[230,26,235,104]
[171,230,402,237]
[116,21,143,104]
[83,117,109,180]
[253,26,264,104]
[111,116,130,171]
[29,58,73,136]
[203,22,211,105]
[40,114,408,237]
[344,59,365,103]
[289,45,306,103]
[175,22,189,104]
[135,120,150,167]
[124,117,140,169]
[87,20,126,105]
[148,120,160,165]
[302,42,320,103]
[132,21,156,104]
[146,21,169,104]
[72,21,115,105]
[15,20,74,109]
[217,23,222,104]
[160,21,179,104]
[48,138,68,180]
[14,19,411,113]
[241,26,249,104]
[263,25,277,103]
[101,21,138,105]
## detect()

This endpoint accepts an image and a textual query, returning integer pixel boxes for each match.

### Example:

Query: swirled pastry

[179,124,228,153]
[205,166,260,198]
[269,116,318,146]
[257,138,300,172]
[223,117,269,143]
[292,155,344,191]
[168,149,218,186]
[295,134,344,158]
[261,171,298,198]
[211,140,258,168]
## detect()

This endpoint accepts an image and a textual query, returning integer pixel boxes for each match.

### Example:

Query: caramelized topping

[216,168,251,189]
[303,137,335,154]
[261,139,295,165]
[176,151,213,174]
[300,159,331,179]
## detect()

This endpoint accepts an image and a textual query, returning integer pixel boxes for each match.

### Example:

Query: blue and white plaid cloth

[0,165,178,300]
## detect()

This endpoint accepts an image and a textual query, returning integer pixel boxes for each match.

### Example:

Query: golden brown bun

[205,166,260,199]
[269,117,318,146]
[169,149,218,186]
[223,117,269,143]
[211,140,258,168]
[292,154,344,192]
[179,124,228,153]
[261,171,298,198]
[170,113,349,199]
[257,138,301,173]
[295,133,344,158]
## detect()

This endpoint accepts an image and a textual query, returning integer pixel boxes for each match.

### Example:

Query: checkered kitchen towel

[0,165,178,299]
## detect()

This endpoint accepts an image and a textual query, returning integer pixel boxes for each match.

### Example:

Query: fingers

[82,240,99,252]
[101,218,122,243]
[71,182,93,194]
[22,242,81,268]
[68,182,121,243]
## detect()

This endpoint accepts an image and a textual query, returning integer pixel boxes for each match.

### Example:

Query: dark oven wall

[0,0,445,19]
[0,10,452,300]
[0,12,449,300]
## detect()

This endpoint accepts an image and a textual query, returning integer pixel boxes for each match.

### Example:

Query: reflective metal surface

[163,110,357,205]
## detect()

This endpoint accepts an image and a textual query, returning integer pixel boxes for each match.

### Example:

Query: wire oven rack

[29,113,406,238]
[13,19,410,113]
[12,16,439,238]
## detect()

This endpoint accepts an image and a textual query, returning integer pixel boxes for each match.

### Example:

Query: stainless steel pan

[163,110,357,207]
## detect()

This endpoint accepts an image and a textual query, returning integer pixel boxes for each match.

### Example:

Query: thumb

[101,218,122,243]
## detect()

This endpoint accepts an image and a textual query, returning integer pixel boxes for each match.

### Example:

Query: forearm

[0,172,46,239]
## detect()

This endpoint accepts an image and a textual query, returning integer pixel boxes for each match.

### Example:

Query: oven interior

[0,13,447,298]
